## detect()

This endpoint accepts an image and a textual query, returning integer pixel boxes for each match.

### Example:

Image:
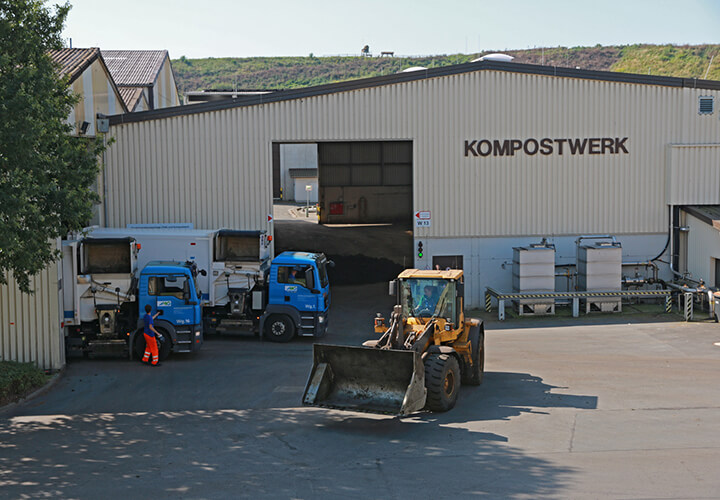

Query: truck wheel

[264,314,295,342]
[462,326,485,386]
[155,327,172,361]
[424,353,460,412]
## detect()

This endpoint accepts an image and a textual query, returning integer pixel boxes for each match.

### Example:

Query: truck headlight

[318,315,325,324]
[195,330,201,337]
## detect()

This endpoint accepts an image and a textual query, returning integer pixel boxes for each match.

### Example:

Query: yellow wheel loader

[302,269,484,416]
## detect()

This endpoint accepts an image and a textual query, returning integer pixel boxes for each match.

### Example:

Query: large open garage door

[318,141,412,224]
[272,140,413,287]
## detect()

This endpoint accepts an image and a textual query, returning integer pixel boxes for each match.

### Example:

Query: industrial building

[102,50,180,111]
[48,48,128,136]
[5,59,720,373]
[103,60,720,309]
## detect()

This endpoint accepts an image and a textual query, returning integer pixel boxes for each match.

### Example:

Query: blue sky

[62,0,720,58]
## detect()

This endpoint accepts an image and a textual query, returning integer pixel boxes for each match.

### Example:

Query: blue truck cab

[261,252,331,342]
[132,260,204,358]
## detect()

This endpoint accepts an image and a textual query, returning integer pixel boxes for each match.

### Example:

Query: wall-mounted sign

[464,137,629,158]
[415,211,431,227]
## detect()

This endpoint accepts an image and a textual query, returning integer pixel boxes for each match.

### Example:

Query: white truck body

[61,236,139,326]
[73,227,271,308]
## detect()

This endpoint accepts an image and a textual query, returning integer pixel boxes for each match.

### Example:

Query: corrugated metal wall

[667,144,720,205]
[105,69,720,237]
[0,242,64,371]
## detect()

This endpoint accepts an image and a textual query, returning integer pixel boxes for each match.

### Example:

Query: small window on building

[699,96,714,115]
[432,255,464,270]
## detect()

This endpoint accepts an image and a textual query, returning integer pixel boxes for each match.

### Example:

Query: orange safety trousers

[142,334,159,365]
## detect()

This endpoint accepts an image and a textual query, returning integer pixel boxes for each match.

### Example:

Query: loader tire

[424,353,460,412]
[462,326,485,386]
[264,314,295,343]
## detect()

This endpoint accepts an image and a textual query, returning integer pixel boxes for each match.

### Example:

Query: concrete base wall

[320,186,412,224]
[416,233,671,309]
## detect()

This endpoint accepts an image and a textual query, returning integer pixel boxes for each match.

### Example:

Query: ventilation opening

[699,96,714,115]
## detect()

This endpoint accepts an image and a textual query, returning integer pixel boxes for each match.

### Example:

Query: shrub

[0,361,49,407]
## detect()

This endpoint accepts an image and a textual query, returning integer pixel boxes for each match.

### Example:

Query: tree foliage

[0,0,106,292]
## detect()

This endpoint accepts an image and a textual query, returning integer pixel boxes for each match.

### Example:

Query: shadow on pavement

[0,403,577,499]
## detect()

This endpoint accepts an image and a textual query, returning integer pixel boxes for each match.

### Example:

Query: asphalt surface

[2,283,720,499]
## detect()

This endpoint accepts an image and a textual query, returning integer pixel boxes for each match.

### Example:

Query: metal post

[665,295,672,314]
[684,292,693,321]
[708,290,715,319]
[498,299,505,321]
[572,297,579,317]
[485,292,492,312]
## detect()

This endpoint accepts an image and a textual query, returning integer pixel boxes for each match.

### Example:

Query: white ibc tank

[512,245,555,293]
[578,242,622,291]
[578,242,622,313]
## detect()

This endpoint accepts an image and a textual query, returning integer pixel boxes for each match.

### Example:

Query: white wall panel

[667,144,720,205]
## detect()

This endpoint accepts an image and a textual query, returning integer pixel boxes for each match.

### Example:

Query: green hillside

[172,44,720,94]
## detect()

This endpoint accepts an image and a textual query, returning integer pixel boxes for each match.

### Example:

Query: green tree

[0,0,106,293]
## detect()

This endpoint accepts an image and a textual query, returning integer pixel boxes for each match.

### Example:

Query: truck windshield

[401,278,455,320]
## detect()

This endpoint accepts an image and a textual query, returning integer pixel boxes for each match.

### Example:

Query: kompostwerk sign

[464,137,629,157]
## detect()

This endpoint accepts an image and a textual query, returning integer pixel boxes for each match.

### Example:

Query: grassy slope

[172,44,720,93]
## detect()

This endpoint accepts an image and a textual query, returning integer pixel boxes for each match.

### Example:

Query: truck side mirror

[389,280,397,296]
[328,260,335,268]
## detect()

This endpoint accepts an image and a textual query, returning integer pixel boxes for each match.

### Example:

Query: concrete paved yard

[2,284,720,499]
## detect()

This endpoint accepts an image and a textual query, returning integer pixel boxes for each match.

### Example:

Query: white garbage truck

[62,226,332,360]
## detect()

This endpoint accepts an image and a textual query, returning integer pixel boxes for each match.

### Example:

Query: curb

[0,367,65,416]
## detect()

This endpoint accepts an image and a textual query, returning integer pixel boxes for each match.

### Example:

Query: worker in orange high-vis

[142,304,162,366]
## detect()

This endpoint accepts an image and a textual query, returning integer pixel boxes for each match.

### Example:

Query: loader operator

[142,304,162,366]
[415,285,440,315]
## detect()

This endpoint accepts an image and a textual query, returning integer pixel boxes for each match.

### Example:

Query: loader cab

[394,269,464,327]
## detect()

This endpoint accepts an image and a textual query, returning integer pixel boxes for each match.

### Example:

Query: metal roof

[48,47,100,83]
[682,205,720,230]
[398,269,464,280]
[118,86,146,111]
[102,50,169,86]
[109,59,720,126]
[289,168,318,178]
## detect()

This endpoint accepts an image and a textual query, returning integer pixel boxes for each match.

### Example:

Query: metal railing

[484,287,674,321]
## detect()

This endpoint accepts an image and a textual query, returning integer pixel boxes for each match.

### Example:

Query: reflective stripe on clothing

[142,333,159,365]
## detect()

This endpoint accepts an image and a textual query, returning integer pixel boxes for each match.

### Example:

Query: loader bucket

[302,344,427,416]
